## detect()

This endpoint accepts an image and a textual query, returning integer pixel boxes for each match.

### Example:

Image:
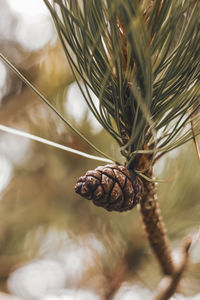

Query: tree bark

[139,176,174,275]
[132,150,175,277]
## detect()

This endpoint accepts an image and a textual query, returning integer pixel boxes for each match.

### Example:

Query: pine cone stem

[139,174,174,275]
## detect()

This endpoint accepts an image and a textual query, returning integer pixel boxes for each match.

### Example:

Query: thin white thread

[0,124,113,163]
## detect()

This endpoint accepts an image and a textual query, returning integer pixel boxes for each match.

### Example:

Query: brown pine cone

[74,164,144,212]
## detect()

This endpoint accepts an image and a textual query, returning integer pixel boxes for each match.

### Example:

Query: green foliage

[0,53,115,162]
[44,0,200,166]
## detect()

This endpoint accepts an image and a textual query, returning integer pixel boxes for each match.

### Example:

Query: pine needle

[0,52,115,162]
[0,124,114,163]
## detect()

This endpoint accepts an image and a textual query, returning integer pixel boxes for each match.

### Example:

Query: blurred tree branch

[153,238,192,300]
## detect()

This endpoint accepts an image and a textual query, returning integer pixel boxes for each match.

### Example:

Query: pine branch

[140,178,174,275]
[41,2,200,298]
[44,0,200,166]
[135,153,174,275]
[153,238,192,300]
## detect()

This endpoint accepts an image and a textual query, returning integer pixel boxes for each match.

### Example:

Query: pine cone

[74,164,144,212]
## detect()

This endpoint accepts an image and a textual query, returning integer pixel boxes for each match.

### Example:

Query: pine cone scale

[101,174,114,194]
[110,182,123,203]
[85,170,102,180]
[100,167,115,178]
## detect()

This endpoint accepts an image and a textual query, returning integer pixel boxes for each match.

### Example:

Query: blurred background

[0,1,200,299]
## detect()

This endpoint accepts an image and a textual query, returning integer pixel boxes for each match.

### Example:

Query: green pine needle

[44,0,200,166]
[0,52,116,163]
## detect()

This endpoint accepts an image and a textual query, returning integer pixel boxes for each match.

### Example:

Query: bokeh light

[7,0,49,18]
[0,132,30,165]
[0,61,7,90]
[40,289,101,300]
[0,155,12,195]
[66,82,102,134]
[113,284,153,300]
[8,259,66,299]
[6,0,55,51]
[14,17,54,51]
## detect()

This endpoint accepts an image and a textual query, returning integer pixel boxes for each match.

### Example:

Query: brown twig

[104,243,144,300]
[136,152,174,276]
[153,237,192,300]
[139,177,174,275]
[104,259,128,300]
